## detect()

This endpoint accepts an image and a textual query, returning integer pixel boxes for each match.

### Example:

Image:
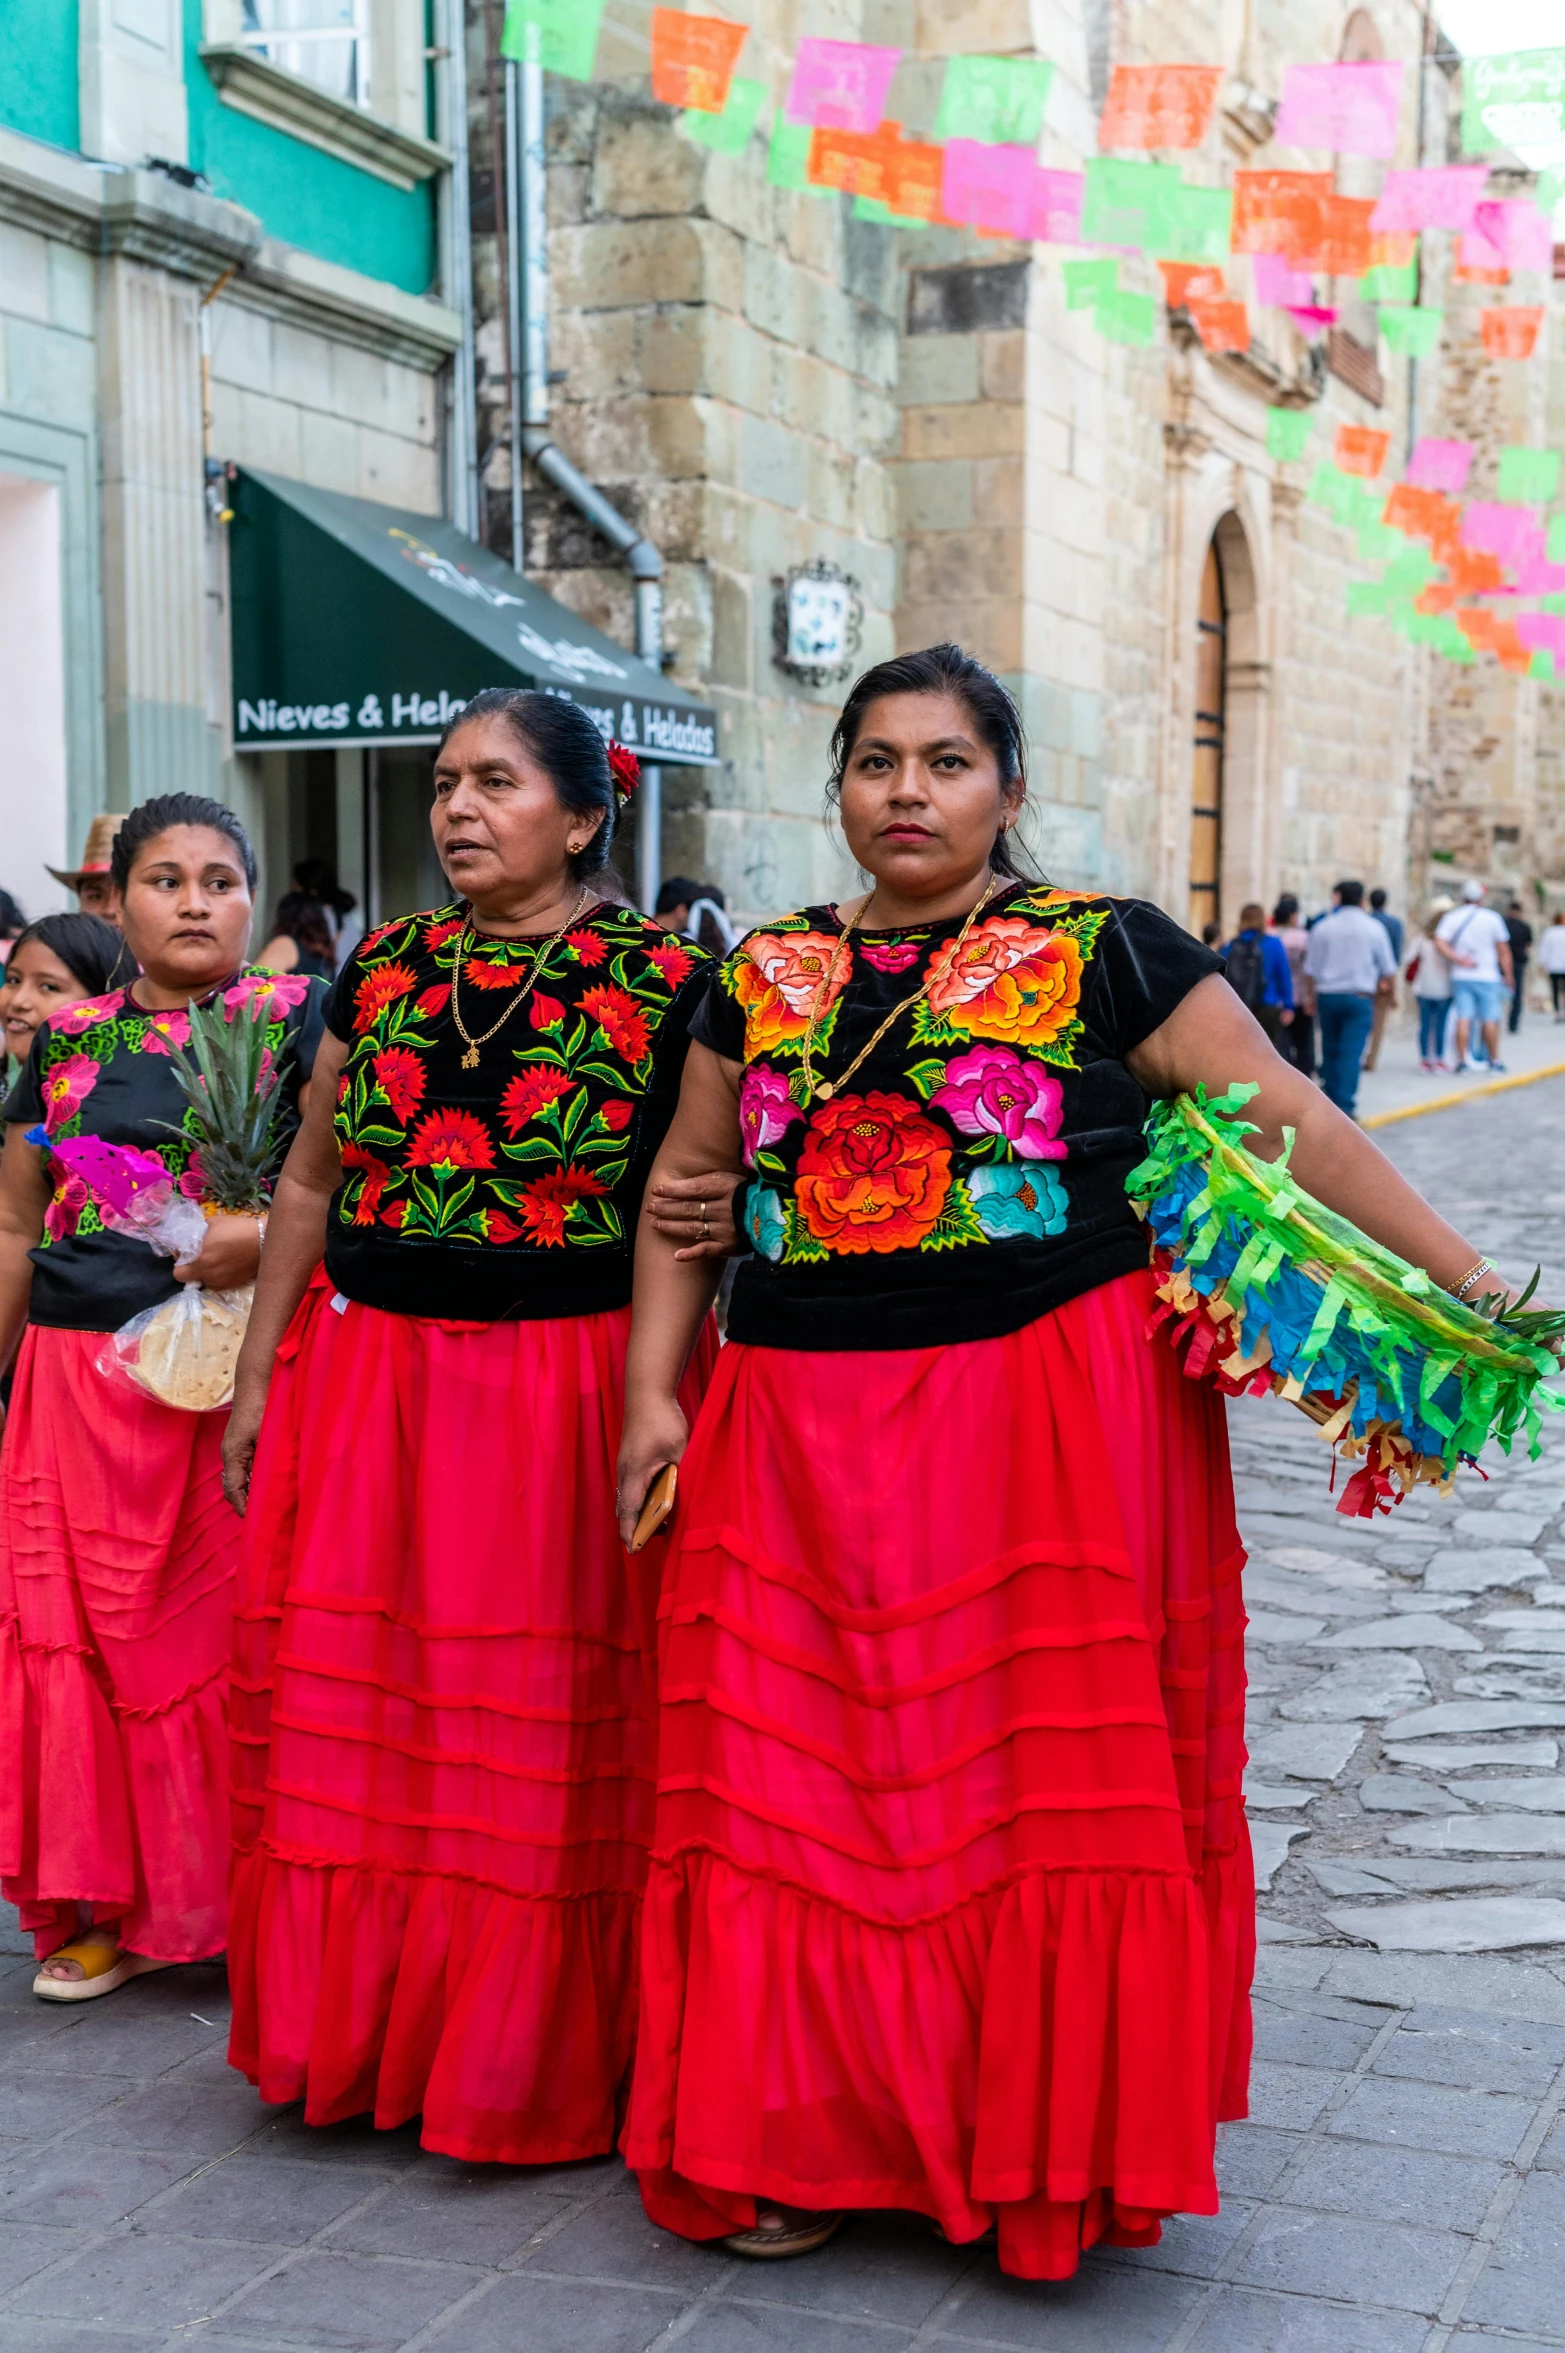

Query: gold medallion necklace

[449,887,591,1070]
[799,877,1000,1106]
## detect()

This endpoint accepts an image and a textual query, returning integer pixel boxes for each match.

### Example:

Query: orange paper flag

[807,122,901,203]
[1335,424,1391,478]
[1232,172,1333,254]
[1290,195,1376,275]
[1158,262,1225,306]
[1368,231,1417,269]
[1098,63,1222,150]
[1415,584,1456,614]
[1382,484,1459,544]
[1446,548,1506,594]
[1453,263,1510,286]
[883,137,947,223]
[1480,307,1543,359]
[650,9,748,112]
[1189,296,1249,351]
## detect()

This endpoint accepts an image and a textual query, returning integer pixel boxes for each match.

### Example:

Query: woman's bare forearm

[625,1176,725,1405]
[231,1153,335,1401]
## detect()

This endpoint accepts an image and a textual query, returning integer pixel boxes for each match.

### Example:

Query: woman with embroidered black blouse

[0,796,322,2000]
[615,643,1508,2279]
[221,690,735,2166]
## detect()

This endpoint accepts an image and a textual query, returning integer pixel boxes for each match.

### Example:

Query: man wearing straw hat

[47,816,127,925]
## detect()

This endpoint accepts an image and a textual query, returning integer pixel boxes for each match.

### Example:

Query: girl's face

[0,941,97,1058]
[118,826,254,993]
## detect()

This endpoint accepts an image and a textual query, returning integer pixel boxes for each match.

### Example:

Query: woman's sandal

[32,1944,173,2004]
[723,2209,845,2259]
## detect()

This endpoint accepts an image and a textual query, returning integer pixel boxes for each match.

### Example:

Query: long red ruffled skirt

[624,1268,1252,2282]
[227,1283,715,2165]
[0,1325,237,1963]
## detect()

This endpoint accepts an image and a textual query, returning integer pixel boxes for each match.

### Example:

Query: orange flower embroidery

[795,1092,950,1255]
[733,930,844,1056]
[924,917,1084,1050]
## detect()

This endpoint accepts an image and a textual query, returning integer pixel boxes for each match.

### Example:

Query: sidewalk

[1354,1001,1565,1126]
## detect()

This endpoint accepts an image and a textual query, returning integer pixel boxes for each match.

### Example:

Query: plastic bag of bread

[97,1283,254,1412]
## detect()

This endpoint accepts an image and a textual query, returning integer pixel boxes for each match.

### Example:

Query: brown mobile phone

[629,1463,678,1552]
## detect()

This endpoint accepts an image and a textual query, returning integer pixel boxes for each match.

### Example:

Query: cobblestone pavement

[6,1082,1565,2352]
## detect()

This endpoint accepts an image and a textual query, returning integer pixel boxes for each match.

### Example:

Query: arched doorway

[1189,539,1226,934]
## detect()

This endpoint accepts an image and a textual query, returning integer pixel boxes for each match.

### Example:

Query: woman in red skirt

[616,643,1505,2278]
[0,796,322,1998]
[222,691,731,2163]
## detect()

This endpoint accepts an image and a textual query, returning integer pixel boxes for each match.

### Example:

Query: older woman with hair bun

[617,641,1507,2278]
[223,689,738,2165]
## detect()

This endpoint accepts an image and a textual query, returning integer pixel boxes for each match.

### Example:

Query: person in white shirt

[1406,897,1454,1071]
[1539,912,1565,1021]
[1435,881,1514,1074]
[1302,880,1397,1118]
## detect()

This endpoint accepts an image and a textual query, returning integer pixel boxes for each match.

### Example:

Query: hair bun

[607,741,642,801]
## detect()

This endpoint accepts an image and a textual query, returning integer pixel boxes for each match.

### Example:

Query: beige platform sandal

[723,2208,845,2259]
[33,1941,173,2003]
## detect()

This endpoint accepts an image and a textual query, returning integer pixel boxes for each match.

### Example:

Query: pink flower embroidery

[137,1008,190,1056]
[47,990,125,1037]
[738,1064,802,1167]
[931,1045,1066,1160]
[41,1053,100,1137]
[226,972,311,1020]
[178,1150,209,1201]
[858,938,921,975]
[44,1169,88,1242]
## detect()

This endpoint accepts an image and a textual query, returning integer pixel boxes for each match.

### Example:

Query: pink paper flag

[1026,166,1085,243]
[1462,502,1545,567]
[1370,165,1487,234]
[1461,198,1553,274]
[941,140,1039,238]
[1406,438,1474,493]
[1286,304,1337,331]
[1517,613,1565,658]
[1274,60,1404,158]
[1513,557,1565,596]
[785,37,900,133]
[1251,251,1314,306]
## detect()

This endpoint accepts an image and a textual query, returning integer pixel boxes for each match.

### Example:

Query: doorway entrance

[1190,539,1226,935]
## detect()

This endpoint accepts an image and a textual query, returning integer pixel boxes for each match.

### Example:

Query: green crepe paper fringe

[1126,1085,1562,1504]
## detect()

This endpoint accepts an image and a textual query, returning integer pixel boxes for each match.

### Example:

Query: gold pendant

[461,1044,479,1070]
[815,1081,834,1102]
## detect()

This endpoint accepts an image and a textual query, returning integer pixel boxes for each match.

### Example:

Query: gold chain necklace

[449,888,590,1070]
[800,878,1001,1106]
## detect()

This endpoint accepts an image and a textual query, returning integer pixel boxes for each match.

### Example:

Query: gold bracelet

[1451,1259,1494,1300]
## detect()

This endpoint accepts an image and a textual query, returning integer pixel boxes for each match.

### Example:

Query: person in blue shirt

[1221,901,1294,1046]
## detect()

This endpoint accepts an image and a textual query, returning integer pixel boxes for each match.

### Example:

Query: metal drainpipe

[441,0,479,539]
[511,55,666,911]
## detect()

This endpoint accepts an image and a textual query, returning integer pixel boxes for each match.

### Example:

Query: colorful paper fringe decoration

[1127,1086,1561,1516]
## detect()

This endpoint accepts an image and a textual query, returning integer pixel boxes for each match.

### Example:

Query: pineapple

[155,996,291,1213]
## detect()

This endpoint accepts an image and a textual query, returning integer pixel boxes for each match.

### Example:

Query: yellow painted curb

[1361,1059,1565,1129]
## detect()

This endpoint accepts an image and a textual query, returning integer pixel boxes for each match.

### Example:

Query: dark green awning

[227,469,719,766]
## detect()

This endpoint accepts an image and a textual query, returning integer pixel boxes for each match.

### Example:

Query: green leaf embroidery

[781,1199,830,1265]
[918,1178,987,1253]
[904,1057,948,1100]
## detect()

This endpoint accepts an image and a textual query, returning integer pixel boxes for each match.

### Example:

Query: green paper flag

[1347,581,1389,616]
[1357,520,1400,563]
[1462,49,1565,157]
[854,195,927,228]
[1384,547,1435,593]
[1497,447,1561,504]
[1533,650,1557,681]
[934,54,1055,147]
[1543,585,1565,611]
[1537,168,1565,221]
[1361,262,1417,303]
[1152,179,1233,263]
[1064,257,1118,310]
[1266,407,1313,462]
[500,0,603,78]
[1547,518,1565,564]
[1095,287,1158,346]
[1378,305,1443,357]
[683,75,768,155]
[1308,462,1372,525]
[767,117,828,194]
[1080,158,1181,247]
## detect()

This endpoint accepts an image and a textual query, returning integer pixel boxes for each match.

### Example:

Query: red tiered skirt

[0,1325,237,1963]
[624,1268,1252,2281]
[227,1282,716,2165]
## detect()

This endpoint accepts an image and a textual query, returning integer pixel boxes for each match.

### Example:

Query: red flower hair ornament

[607,741,641,803]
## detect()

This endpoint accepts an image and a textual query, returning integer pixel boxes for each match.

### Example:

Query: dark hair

[1369,887,1388,910]
[7,912,128,999]
[436,689,617,881]
[293,857,356,918]
[1272,894,1298,924]
[827,643,1033,880]
[110,794,257,893]
[272,892,335,959]
[654,875,703,916]
[1336,878,1365,907]
[0,890,25,937]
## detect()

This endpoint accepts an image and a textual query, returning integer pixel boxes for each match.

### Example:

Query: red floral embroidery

[424,916,465,949]
[566,929,608,966]
[597,1099,633,1133]
[646,941,695,987]
[512,1165,609,1246]
[341,1143,390,1225]
[405,1108,495,1169]
[354,962,417,1031]
[382,1200,407,1227]
[580,984,651,1063]
[417,984,452,1018]
[796,1092,951,1255]
[463,957,526,991]
[373,1047,426,1122]
[486,1207,525,1243]
[500,1067,576,1135]
[529,992,566,1031]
